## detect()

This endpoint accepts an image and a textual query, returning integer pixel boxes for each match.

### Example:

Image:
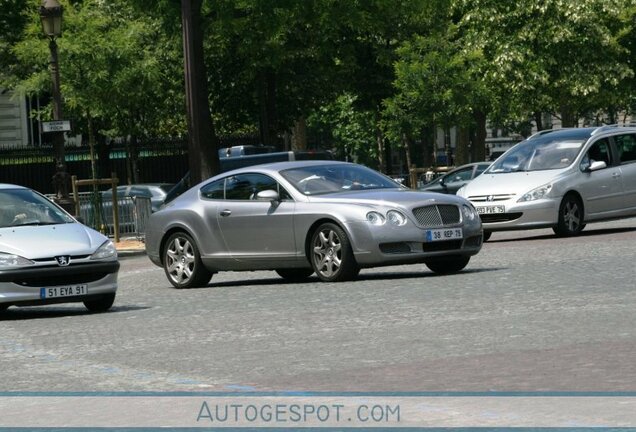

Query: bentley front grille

[412,204,460,227]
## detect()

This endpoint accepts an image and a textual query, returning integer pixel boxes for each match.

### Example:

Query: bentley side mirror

[256,189,280,204]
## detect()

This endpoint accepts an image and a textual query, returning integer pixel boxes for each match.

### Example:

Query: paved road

[1,219,635,392]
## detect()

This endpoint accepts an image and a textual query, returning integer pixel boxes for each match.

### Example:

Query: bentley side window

[224,173,293,201]
[200,179,225,200]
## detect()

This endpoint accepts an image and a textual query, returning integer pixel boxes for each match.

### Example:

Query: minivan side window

[588,139,611,165]
[615,134,636,164]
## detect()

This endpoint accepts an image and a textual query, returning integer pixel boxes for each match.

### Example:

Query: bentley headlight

[462,204,478,222]
[90,240,117,260]
[518,184,552,202]
[387,210,407,226]
[0,252,34,268]
[366,211,386,226]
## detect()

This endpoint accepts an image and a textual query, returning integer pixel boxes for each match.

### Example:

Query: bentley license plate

[425,228,463,242]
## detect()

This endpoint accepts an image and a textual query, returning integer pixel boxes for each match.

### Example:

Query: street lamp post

[39,0,73,211]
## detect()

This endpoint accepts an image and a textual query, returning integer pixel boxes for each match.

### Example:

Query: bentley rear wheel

[163,232,212,288]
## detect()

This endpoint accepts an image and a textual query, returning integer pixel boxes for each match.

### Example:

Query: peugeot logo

[486,195,495,202]
[55,256,71,267]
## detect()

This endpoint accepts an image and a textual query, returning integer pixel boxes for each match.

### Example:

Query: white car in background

[458,126,636,240]
[0,184,119,314]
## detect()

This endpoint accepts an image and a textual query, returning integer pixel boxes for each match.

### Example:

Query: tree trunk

[374,110,385,173]
[401,133,413,186]
[86,113,98,183]
[560,105,578,127]
[291,117,307,150]
[181,0,220,184]
[420,126,434,168]
[473,110,487,162]
[444,126,452,166]
[533,111,543,131]
[455,126,470,165]
[258,69,278,147]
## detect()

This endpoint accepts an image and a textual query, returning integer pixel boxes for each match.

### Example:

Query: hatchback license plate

[40,285,88,299]
[476,205,505,214]
[425,228,463,242]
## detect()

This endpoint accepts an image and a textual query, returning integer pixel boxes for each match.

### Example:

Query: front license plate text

[425,228,463,242]
[40,285,88,299]
[476,205,505,214]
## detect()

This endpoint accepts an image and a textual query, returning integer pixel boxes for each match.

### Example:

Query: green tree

[455,0,635,128]
[307,93,376,165]
[6,0,185,182]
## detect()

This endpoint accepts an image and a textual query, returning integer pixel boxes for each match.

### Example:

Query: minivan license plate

[476,205,505,214]
[425,228,463,242]
[40,285,88,299]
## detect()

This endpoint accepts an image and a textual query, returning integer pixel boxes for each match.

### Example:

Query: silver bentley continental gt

[145,161,483,287]
[0,184,119,313]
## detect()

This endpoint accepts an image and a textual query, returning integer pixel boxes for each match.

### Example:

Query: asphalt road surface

[2,219,635,392]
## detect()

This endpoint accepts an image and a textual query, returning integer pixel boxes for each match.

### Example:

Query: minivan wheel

[310,223,359,282]
[163,232,212,288]
[553,194,585,237]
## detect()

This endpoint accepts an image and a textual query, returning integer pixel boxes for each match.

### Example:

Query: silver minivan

[457,125,636,239]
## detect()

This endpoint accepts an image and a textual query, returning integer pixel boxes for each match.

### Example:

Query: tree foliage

[1,0,635,174]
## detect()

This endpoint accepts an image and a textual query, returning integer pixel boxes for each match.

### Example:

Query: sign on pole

[42,120,71,133]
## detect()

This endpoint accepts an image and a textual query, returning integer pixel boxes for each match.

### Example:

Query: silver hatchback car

[457,125,636,238]
[0,184,119,313]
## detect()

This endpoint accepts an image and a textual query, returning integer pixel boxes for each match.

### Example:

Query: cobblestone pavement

[1,219,635,392]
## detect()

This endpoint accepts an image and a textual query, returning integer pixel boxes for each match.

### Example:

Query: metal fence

[74,192,152,240]
[0,135,261,195]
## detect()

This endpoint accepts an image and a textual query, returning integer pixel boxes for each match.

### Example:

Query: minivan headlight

[0,253,34,268]
[518,184,552,202]
[90,240,117,260]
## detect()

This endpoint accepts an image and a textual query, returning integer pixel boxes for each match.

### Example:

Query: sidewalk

[114,237,146,256]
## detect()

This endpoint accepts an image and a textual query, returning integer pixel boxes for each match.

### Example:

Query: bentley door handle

[219,209,232,217]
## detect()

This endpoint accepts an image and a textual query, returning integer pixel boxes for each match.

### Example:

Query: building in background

[0,89,30,148]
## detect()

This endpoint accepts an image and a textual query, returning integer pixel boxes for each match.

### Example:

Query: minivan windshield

[489,138,585,173]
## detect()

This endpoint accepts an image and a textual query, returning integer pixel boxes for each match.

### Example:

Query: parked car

[103,183,175,212]
[457,125,636,240]
[79,183,175,235]
[145,161,483,287]
[0,184,119,313]
[420,162,491,194]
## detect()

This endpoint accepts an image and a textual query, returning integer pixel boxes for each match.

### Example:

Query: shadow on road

[0,305,150,321]
[180,267,500,289]
[488,226,636,243]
